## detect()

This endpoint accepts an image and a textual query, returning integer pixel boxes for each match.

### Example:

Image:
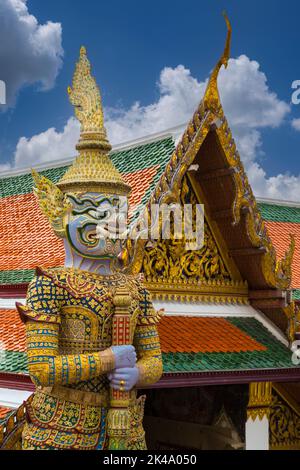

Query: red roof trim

[141,368,300,389]
[0,373,34,391]
[1,368,300,393]
[0,284,28,298]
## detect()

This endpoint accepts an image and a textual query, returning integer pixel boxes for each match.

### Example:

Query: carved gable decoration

[270,386,300,450]
[142,176,231,284]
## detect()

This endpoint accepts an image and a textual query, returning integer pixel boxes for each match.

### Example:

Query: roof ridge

[0,130,180,180]
[257,197,300,208]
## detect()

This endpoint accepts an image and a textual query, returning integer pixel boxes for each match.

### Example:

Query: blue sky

[0,0,300,200]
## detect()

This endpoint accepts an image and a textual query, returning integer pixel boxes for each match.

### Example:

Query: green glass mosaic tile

[0,350,28,374]
[258,203,300,224]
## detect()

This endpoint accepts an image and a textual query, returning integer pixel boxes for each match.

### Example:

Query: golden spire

[68,46,105,134]
[57,47,131,196]
[203,12,232,110]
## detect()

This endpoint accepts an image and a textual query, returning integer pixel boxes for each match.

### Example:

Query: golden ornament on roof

[203,11,232,110]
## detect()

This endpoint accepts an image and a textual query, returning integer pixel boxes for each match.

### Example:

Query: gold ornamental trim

[145,279,248,304]
[41,384,109,407]
[247,382,272,421]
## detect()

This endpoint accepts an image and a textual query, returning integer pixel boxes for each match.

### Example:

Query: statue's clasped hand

[109,345,139,391]
[111,345,137,369]
[108,367,139,392]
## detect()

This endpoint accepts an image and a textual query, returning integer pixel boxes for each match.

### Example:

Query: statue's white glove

[108,367,140,391]
[110,345,137,369]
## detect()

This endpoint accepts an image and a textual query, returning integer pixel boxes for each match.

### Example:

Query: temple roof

[0,134,299,300]
[0,307,297,381]
[0,134,299,387]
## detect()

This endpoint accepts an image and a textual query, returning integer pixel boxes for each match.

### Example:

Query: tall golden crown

[57,46,131,196]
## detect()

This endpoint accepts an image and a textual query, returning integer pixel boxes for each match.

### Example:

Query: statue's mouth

[96,223,128,239]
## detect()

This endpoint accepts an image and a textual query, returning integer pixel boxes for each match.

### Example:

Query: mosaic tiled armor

[17,267,162,450]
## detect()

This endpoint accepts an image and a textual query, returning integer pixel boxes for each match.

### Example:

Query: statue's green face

[65,192,128,259]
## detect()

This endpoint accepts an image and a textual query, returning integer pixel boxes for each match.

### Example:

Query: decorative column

[245,382,272,450]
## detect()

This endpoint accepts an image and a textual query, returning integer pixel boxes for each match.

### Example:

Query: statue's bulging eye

[96,210,110,220]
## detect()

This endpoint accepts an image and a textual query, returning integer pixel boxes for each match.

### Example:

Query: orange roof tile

[158,316,267,353]
[266,221,300,289]
[0,166,158,273]
[0,193,64,272]
[0,406,13,421]
[124,165,159,217]
[0,309,26,352]
[1,311,296,374]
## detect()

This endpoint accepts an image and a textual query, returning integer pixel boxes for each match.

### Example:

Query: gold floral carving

[270,386,300,450]
[283,301,297,344]
[211,106,295,291]
[130,172,248,303]
[142,177,230,284]
[0,404,26,450]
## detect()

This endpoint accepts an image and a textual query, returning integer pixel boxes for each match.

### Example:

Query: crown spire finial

[67,46,106,140]
[55,47,131,196]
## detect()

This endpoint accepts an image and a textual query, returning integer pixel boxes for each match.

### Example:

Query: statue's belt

[38,385,137,407]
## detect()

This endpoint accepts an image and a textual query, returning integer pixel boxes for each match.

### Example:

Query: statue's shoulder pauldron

[17,269,62,325]
[136,286,163,327]
[16,303,61,325]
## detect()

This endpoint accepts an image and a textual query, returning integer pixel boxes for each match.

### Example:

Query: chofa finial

[203,12,232,109]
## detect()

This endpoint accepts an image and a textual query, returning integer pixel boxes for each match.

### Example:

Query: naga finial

[203,12,232,109]
[68,46,104,133]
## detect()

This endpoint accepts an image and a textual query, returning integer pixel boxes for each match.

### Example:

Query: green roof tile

[0,350,28,374]
[293,289,300,300]
[111,137,174,174]
[258,203,300,224]
[0,269,35,285]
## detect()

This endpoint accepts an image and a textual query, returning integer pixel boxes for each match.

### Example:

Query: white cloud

[0,0,63,107]
[291,118,300,131]
[219,56,289,128]
[105,65,205,144]
[8,53,300,200]
[14,117,79,167]
[0,162,12,172]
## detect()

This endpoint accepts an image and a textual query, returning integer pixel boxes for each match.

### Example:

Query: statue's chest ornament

[65,272,97,298]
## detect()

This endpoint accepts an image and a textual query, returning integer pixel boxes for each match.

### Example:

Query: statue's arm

[20,318,115,388]
[134,288,163,387]
[17,274,115,388]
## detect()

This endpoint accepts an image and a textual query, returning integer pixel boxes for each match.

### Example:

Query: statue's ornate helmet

[32,47,131,237]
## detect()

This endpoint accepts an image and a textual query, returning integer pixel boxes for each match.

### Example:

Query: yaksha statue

[16,47,163,450]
